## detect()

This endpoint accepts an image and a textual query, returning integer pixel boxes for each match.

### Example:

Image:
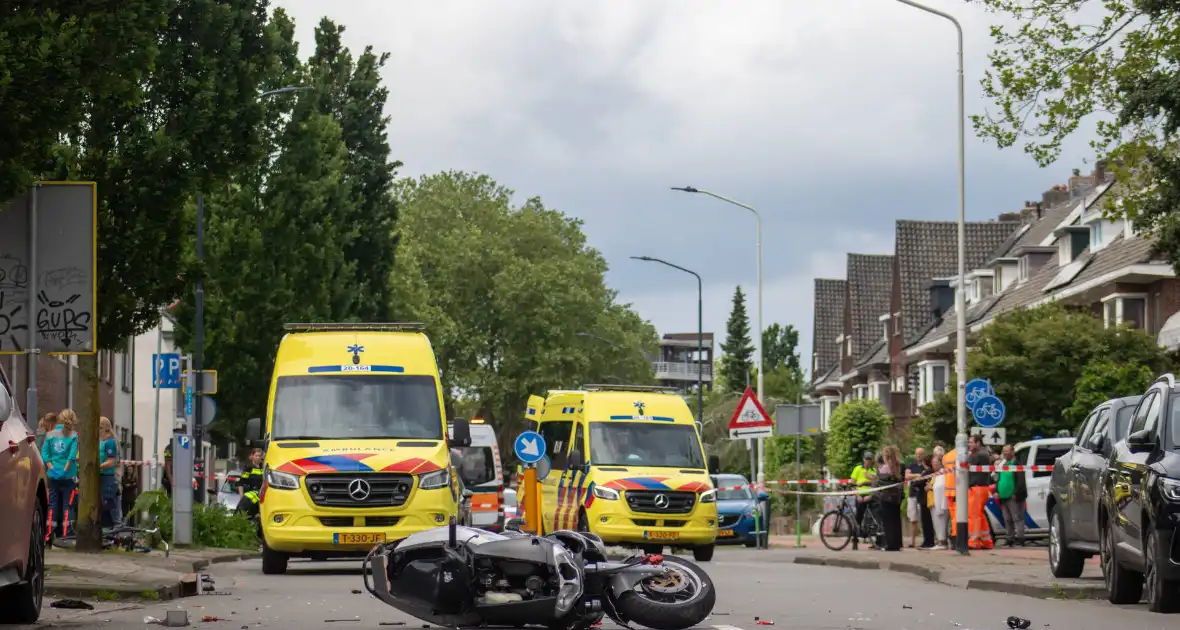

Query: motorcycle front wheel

[614,556,715,630]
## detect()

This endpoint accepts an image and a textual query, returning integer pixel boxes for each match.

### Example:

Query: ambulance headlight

[419,468,450,490]
[265,468,301,490]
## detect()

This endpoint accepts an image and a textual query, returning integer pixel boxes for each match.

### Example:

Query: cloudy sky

[274,0,1095,376]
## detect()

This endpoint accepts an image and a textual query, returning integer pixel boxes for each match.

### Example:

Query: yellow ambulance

[530,384,720,561]
[245,323,468,574]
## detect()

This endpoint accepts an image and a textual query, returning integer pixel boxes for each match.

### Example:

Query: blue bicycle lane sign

[973,395,1006,428]
[964,378,993,411]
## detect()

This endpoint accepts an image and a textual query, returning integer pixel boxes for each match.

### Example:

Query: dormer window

[1090,221,1103,251]
[1018,256,1029,282]
[812,352,818,373]
[1057,226,1090,266]
[1102,293,1147,329]
[845,336,853,356]
[879,313,890,341]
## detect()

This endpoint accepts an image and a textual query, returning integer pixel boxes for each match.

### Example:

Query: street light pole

[672,186,764,492]
[630,256,703,422]
[892,0,969,554]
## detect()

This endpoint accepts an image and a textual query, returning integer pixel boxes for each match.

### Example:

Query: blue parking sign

[154,353,182,389]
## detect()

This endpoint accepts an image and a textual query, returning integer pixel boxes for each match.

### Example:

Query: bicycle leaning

[818,489,884,551]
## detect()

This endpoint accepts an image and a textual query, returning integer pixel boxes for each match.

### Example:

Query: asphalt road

[24,548,1179,630]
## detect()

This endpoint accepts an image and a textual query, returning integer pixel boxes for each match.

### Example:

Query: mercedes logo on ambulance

[348,478,372,501]
[653,494,670,509]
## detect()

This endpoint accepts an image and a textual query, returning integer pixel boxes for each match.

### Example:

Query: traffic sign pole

[173,355,195,545]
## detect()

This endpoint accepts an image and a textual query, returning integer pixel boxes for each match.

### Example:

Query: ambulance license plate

[643,530,679,541]
[718,529,735,537]
[334,533,385,545]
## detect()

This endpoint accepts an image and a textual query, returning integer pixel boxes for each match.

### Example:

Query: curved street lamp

[630,256,704,423]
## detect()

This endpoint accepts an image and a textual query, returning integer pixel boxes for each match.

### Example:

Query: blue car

[710,474,767,546]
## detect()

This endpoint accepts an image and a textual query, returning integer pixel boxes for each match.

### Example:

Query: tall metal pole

[893,0,968,554]
[151,318,163,490]
[26,184,39,428]
[629,256,704,420]
[194,194,206,504]
[671,187,764,496]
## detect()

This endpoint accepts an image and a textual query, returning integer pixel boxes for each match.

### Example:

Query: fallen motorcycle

[362,518,715,630]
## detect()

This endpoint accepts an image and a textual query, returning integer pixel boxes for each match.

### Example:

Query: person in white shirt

[929,446,949,550]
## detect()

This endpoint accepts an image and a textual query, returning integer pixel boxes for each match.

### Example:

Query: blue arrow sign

[964,378,993,411]
[153,353,182,389]
[514,430,546,464]
[973,394,1006,428]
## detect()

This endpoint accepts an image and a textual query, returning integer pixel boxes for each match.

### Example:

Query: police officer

[237,448,264,522]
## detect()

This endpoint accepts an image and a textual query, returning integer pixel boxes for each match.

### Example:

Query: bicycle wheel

[861,510,883,546]
[819,510,854,551]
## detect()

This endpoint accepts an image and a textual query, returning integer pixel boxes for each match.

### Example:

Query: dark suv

[1048,395,1140,577]
[1101,374,1180,613]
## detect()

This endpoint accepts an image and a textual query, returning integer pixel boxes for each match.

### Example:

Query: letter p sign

[154,353,182,389]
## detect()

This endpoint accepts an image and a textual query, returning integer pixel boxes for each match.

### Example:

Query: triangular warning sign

[727,386,774,439]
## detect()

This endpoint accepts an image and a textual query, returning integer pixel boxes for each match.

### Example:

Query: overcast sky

[274,0,1095,377]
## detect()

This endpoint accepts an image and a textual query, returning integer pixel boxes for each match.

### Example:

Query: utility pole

[194,194,206,503]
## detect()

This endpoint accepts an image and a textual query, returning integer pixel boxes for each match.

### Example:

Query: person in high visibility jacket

[237,448,264,517]
[850,451,877,539]
[941,447,957,539]
[966,435,995,549]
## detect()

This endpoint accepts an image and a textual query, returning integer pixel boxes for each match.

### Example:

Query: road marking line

[713,625,746,630]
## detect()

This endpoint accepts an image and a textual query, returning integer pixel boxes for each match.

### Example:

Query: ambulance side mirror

[451,418,472,447]
[708,455,721,475]
[568,449,586,472]
[246,417,262,443]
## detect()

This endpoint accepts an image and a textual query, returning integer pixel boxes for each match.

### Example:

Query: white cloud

[273,0,1098,369]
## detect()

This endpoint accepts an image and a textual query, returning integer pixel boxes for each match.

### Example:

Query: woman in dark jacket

[875,445,906,551]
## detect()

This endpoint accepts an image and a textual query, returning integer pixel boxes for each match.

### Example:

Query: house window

[121,351,133,392]
[845,336,853,356]
[915,360,950,407]
[892,313,901,336]
[812,353,818,373]
[871,381,889,407]
[881,320,889,340]
[1090,221,1103,251]
[993,267,1003,294]
[1103,293,1148,330]
[98,350,110,382]
[820,396,840,432]
[853,384,868,400]
[1018,257,1029,282]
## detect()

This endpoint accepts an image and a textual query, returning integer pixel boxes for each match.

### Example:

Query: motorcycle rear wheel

[614,556,715,630]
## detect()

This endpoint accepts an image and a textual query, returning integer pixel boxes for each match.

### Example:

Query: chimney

[1094,159,1108,184]
[1042,184,1070,207]
[929,279,954,320]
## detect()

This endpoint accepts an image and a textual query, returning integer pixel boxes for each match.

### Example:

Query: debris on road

[351,589,363,594]
[201,615,227,622]
[1007,617,1031,629]
[50,598,94,610]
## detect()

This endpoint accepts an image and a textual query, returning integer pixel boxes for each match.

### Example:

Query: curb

[46,581,181,602]
[791,555,1103,601]
[46,551,261,603]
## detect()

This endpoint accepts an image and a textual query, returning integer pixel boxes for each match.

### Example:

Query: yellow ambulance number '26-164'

[533,385,720,562]
[246,323,470,575]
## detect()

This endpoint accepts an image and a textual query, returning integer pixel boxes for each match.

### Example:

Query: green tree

[1064,361,1156,428]
[824,400,891,479]
[41,0,281,552]
[173,14,404,444]
[972,0,1180,265]
[921,303,1171,443]
[762,322,800,374]
[720,286,754,391]
[389,171,658,450]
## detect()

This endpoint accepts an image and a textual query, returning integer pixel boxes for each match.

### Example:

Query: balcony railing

[652,361,713,381]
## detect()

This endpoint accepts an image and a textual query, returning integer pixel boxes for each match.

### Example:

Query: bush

[133,490,258,550]
[824,399,892,479]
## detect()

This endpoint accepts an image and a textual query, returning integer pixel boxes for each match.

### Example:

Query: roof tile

[812,278,846,383]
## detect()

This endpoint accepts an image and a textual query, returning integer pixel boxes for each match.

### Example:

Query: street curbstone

[46,581,180,601]
[966,579,1106,600]
[887,561,942,582]
[824,557,881,570]
[793,556,828,566]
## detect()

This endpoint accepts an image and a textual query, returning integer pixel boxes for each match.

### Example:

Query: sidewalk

[46,547,260,601]
[763,535,1105,600]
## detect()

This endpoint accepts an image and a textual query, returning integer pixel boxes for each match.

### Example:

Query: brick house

[808,162,1180,427]
[836,253,894,407]
[810,278,845,428]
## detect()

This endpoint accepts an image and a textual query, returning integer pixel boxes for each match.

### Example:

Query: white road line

[712,625,746,630]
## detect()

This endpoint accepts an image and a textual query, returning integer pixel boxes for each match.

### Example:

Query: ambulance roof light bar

[283,322,427,333]
[581,384,683,395]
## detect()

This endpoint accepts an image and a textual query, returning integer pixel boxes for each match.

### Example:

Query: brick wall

[7,354,107,424]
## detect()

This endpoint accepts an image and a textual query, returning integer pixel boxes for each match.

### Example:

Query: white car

[984,437,1075,538]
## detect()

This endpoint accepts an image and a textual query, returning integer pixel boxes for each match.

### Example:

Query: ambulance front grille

[305,473,414,508]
